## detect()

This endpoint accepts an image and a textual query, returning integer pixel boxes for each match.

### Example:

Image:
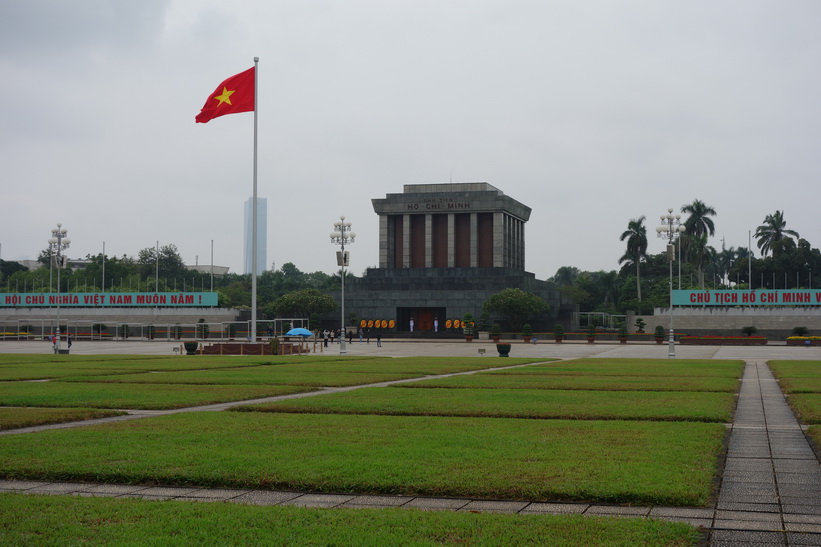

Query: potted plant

[654,325,665,344]
[553,324,564,343]
[741,326,758,337]
[634,318,646,334]
[521,323,533,343]
[490,323,502,343]
[496,342,511,357]
[586,324,597,343]
[792,326,810,337]
[618,323,628,344]
[183,341,199,355]
[477,311,491,340]
[463,313,475,342]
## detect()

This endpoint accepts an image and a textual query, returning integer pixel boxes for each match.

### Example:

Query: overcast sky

[2,1,819,281]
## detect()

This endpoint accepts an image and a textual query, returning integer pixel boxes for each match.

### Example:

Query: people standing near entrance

[376,330,382,347]
[323,329,329,347]
[409,318,414,332]
[329,330,335,344]
[434,317,438,333]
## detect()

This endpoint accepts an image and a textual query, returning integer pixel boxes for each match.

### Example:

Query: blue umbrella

[285,328,313,337]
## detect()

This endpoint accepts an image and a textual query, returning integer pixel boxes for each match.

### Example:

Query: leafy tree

[619,216,648,301]
[271,288,337,319]
[547,266,580,287]
[137,244,188,282]
[482,288,550,332]
[755,210,799,257]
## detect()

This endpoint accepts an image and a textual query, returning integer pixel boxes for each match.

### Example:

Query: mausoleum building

[339,183,567,332]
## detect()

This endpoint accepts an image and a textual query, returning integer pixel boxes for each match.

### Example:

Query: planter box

[680,338,768,346]
[787,339,821,346]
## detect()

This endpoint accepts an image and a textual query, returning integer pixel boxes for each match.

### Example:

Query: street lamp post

[330,216,355,355]
[48,223,70,353]
[656,209,685,358]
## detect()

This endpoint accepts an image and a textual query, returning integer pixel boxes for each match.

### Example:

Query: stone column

[470,213,478,268]
[493,212,504,267]
[447,213,455,268]
[402,214,411,268]
[425,214,433,268]
[378,215,389,269]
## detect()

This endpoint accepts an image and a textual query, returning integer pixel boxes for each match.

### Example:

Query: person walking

[376,330,382,347]
[359,327,363,344]
[323,329,329,347]
[347,329,353,345]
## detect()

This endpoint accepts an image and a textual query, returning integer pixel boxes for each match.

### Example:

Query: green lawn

[403,373,739,392]
[0,381,315,410]
[0,493,700,546]
[240,386,735,422]
[0,353,735,542]
[485,359,744,378]
[0,412,724,506]
[60,368,425,387]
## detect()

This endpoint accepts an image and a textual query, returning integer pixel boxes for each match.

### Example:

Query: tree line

[1,204,818,321]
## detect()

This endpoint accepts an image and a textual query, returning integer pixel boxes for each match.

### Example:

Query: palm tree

[754,210,800,257]
[681,199,717,238]
[687,233,715,288]
[619,216,648,301]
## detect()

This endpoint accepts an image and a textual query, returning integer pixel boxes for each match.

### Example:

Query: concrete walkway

[709,360,821,545]
[2,342,821,544]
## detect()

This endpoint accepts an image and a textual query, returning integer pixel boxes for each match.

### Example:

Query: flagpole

[251,56,259,342]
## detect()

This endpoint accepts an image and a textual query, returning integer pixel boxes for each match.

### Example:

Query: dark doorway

[397,307,446,332]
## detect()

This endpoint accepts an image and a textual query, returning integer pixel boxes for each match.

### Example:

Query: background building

[243,197,267,276]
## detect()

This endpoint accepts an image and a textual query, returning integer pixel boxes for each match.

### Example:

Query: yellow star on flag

[213,87,236,106]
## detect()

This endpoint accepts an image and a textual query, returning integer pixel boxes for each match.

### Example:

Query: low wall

[631,307,821,339]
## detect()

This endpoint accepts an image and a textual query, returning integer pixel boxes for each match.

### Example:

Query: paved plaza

[2,340,821,545]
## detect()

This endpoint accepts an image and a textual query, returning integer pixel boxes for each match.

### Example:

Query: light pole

[656,209,685,358]
[48,223,70,353]
[330,216,355,355]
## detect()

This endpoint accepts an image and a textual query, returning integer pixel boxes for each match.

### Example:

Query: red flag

[195,67,255,124]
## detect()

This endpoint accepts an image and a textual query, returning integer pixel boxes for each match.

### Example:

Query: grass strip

[493,359,745,378]
[0,408,126,431]
[60,369,424,387]
[238,387,735,422]
[0,382,316,410]
[402,374,739,392]
[769,360,821,394]
[808,425,821,451]
[785,394,821,424]
[0,493,700,546]
[0,412,724,506]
